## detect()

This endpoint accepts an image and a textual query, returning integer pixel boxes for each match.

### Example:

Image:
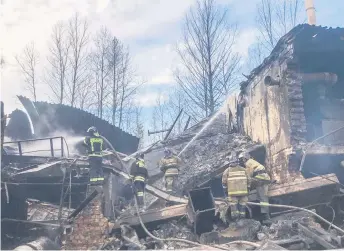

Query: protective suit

[222,165,249,220]
[240,154,271,223]
[83,126,104,185]
[158,149,181,192]
[130,155,148,210]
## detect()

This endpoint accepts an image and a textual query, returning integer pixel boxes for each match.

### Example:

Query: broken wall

[64,187,111,250]
[225,55,297,183]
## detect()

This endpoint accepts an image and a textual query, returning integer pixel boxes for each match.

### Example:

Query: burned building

[227,24,344,184]
[5,96,139,154]
[2,24,344,250]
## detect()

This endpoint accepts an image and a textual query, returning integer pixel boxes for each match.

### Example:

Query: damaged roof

[7,96,139,154]
[240,24,344,91]
[27,199,73,221]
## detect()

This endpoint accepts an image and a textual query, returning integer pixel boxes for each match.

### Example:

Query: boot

[262,213,272,225]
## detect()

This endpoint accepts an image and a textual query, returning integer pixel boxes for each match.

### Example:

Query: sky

[1,0,343,135]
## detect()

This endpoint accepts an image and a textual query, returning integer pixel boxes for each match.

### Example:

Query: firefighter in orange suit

[222,162,249,220]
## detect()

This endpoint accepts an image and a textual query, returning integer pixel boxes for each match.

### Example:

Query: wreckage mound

[147,114,265,197]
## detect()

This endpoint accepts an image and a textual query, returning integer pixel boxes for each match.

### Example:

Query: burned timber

[1,24,344,250]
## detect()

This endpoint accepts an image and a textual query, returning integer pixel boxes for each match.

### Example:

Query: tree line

[15,13,144,144]
[15,0,303,146]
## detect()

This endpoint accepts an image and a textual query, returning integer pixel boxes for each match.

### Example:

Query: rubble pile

[151,220,199,249]
[146,114,264,197]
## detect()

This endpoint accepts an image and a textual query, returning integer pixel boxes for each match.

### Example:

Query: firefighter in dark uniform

[83,126,104,185]
[222,161,249,220]
[130,153,148,211]
[239,152,272,224]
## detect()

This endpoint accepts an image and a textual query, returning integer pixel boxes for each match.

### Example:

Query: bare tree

[108,37,123,125]
[91,26,112,118]
[151,92,170,141]
[67,13,90,107]
[108,37,142,129]
[46,22,70,104]
[175,0,240,118]
[133,106,144,149]
[256,0,303,51]
[15,42,39,101]
[79,71,95,111]
[165,88,192,136]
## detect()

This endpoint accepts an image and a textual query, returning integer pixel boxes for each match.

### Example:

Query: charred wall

[228,24,344,183]
[243,68,294,182]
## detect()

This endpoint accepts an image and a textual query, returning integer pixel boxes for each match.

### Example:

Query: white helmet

[238,152,250,160]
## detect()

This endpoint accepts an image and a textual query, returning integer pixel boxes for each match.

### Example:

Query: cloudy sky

[1,0,343,117]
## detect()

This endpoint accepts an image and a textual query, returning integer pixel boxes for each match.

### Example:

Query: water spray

[178,106,226,157]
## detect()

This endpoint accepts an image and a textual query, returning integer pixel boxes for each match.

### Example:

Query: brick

[288,95,303,101]
[290,108,304,114]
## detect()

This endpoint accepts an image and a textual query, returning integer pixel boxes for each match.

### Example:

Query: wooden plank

[258,240,287,250]
[307,145,344,155]
[114,204,187,229]
[249,174,339,199]
[297,223,336,249]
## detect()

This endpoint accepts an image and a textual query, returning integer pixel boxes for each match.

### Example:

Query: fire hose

[216,198,344,235]
[100,136,260,249]
[246,201,344,235]
[299,125,344,173]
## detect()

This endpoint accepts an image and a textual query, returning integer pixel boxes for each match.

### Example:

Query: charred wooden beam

[164,109,183,141]
[297,223,337,249]
[13,237,60,250]
[112,204,187,231]
[67,190,98,219]
[258,240,287,250]
[272,237,306,247]
[184,116,191,131]
[248,174,340,213]
[299,72,338,85]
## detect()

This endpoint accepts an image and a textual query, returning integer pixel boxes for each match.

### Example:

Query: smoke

[3,130,85,158]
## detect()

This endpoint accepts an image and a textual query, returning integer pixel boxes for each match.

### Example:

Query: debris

[67,190,99,219]
[258,240,287,250]
[187,187,216,235]
[113,204,188,233]
[297,223,337,249]
[13,237,60,250]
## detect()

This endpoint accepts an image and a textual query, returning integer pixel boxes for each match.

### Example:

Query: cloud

[134,91,169,107]
[233,28,259,58]
[133,44,178,86]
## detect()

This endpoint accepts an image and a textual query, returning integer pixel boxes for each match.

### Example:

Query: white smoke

[3,130,85,158]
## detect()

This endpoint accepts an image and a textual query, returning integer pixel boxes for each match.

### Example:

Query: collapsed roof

[139,114,265,203]
[240,24,344,91]
[5,96,139,154]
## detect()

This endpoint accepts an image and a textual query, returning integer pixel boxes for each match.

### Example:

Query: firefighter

[130,153,148,211]
[238,152,272,224]
[83,126,104,185]
[222,161,249,221]
[158,148,181,193]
